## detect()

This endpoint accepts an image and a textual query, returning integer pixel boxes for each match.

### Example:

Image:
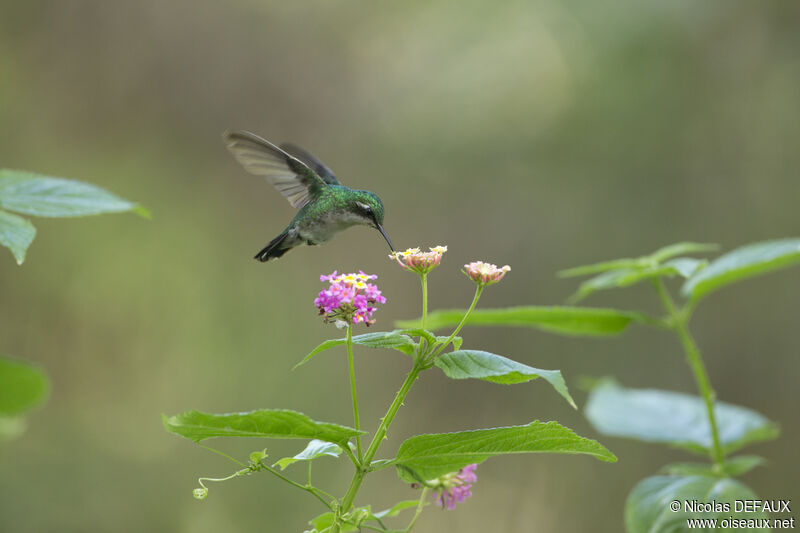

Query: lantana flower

[430,464,478,510]
[314,271,386,326]
[463,261,511,286]
[389,246,447,275]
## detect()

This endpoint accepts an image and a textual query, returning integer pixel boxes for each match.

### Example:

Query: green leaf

[661,455,766,477]
[249,449,268,463]
[664,257,707,279]
[310,503,400,532]
[568,258,707,302]
[558,242,717,278]
[162,409,364,446]
[296,331,416,368]
[647,242,719,263]
[0,355,49,416]
[0,169,148,218]
[395,328,437,345]
[309,512,352,532]
[372,500,422,519]
[273,439,342,470]
[397,306,649,337]
[0,209,36,264]
[626,475,768,533]
[558,258,641,278]
[391,420,616,482]
[435,335,463,351]
[585,381,779,455]
[682,238,800,301]
[434,350,576,408]
[0,416,27,441]
[717,455,767,477]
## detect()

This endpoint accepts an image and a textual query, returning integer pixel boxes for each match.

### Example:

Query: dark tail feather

[254,231,291,262]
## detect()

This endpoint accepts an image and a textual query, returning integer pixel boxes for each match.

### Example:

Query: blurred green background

[1,1,798,531]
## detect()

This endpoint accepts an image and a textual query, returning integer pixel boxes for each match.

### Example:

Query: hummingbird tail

[254,231,291,262]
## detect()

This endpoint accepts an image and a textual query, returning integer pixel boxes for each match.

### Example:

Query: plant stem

[420,274,428,331]
[198,444,247,468]
[262,464,332,510]
[404,487,429,532]
[652,279,725,466]
[346,324,363,461]
[430,285,483,359]
[332,363,424,533]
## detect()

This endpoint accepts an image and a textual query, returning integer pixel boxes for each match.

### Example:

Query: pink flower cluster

[389,246,447,275]
[314,271,386,325]
[433,464,478,510]
[463,261,511,286]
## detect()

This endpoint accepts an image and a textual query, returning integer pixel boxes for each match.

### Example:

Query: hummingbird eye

[355,201,372,215]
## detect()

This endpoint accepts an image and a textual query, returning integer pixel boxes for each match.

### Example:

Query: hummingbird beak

[376,224,395,252]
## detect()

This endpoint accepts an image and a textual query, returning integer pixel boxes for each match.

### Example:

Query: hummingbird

[223,130,394,262]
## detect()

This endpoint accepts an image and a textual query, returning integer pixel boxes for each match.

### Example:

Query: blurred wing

[223,130,326,209]
[280,143,340,185]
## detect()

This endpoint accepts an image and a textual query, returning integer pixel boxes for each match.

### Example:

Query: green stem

[333,363,424,533]
[653,279,725,466]
[430,285,483,360]
[262,464,332,510]
[340,444,360,468]
[420,273,429,331]
[346,325,363,461]
[404,487,429,532]
[198,444,247,468]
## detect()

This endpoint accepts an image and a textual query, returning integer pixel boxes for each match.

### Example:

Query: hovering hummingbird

[223,130,394,262]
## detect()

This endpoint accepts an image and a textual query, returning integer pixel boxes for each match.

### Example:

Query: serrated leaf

[660,455,765,477]
[0,209,36,264]
[397,306,648,337]
[626,475,768,533]
[0,355,49,416]
[296,331,416,368]
[585,381,779,455]
[391,420,616,482]
[162,409,364,446]
[434,350,576,408]
[682,238,800,301]
[0,169,147,218]
[274,439,342,470]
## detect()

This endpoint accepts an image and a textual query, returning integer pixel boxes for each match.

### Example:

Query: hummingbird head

[350,190,394,251]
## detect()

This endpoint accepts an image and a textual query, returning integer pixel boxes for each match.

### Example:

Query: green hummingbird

[223,130,394,261]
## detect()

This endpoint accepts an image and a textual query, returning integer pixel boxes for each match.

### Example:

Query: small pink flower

[431,464,478,510]
[463,261,511,286]
[314,272,386,326]
[389,246,447,275]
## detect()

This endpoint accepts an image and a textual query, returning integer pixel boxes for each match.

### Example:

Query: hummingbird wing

[223,130,326,209]
[279,143,340,186]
